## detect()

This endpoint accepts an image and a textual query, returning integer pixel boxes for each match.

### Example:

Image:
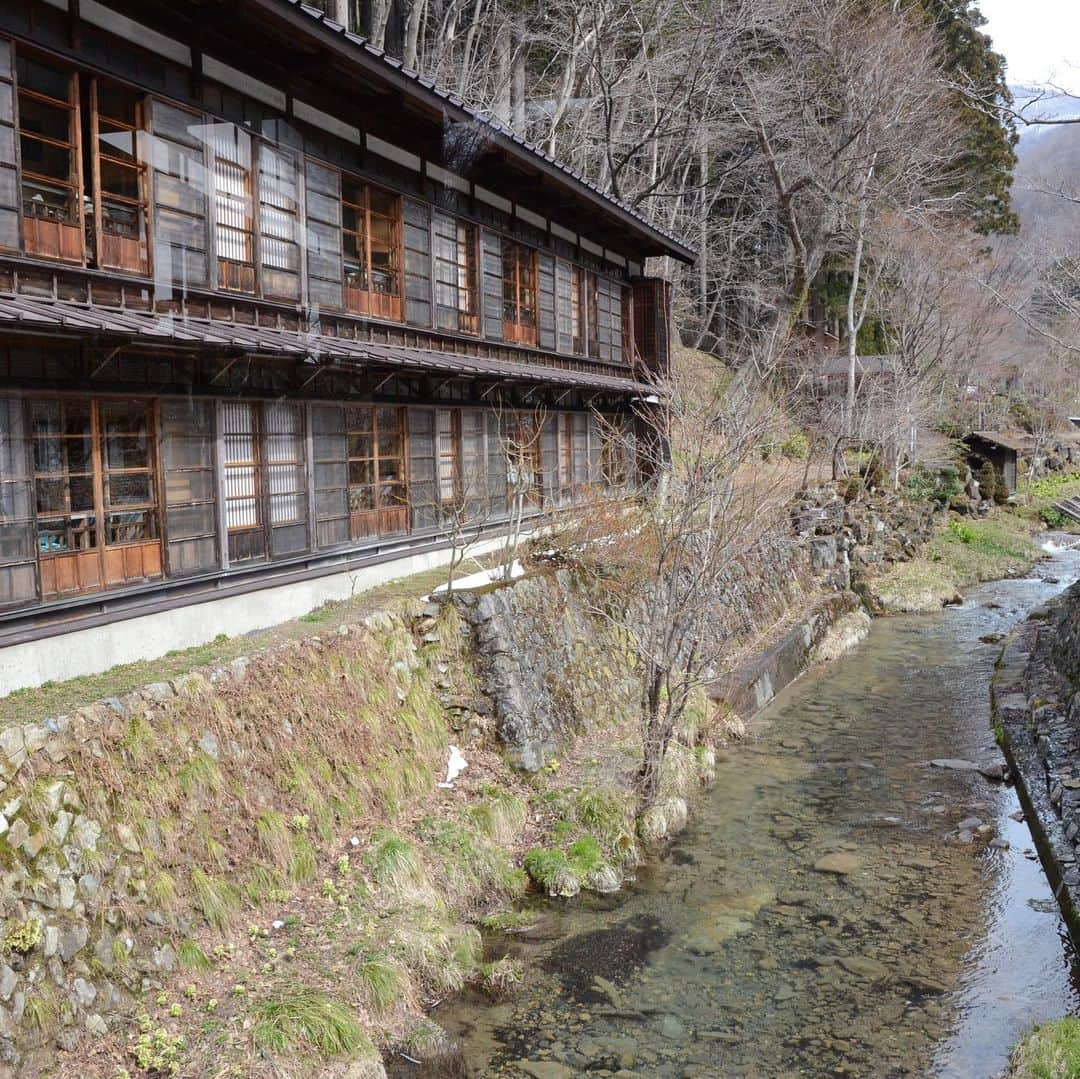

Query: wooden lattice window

[347,406,408,539]
[222,400,262,562]
[91,79,149,274]
[434,213,479,334]
[501,239,538,346]
[210,124,255,293]
[17,50,83,261]
[342,178,402,320]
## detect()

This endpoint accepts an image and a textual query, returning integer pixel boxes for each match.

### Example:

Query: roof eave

[250,0,695,265]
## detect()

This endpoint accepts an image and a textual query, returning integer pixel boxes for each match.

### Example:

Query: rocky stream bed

[421,540,1080,1078]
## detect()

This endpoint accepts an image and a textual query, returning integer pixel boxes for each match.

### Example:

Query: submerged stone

[813,852,862,875]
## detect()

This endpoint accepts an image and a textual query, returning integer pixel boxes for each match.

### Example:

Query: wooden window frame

[346,405,409,540]
[258,144,302,302]
[90,78,151,275]
[222,399,263,548]
[502,239,538,346]
[436,407,459,510]
[16,49,84,263]
[569,263,585,355]
[30,395,164,601]
[434,214,480,335]
[586,271,600,359]
[342,177,403,321]
[211,125,256,294]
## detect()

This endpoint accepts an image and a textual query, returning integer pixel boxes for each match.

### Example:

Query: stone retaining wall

[993,582,1080,944]
[451,484,932,769]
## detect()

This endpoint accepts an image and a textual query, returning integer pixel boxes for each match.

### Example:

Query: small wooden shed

[963,431,1022,498]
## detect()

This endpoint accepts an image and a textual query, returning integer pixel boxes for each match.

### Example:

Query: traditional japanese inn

[0,0,690,692]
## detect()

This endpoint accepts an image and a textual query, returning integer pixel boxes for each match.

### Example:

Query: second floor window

[210,124,255,293]
[343,178,401,319]
[17,52,81,261]
[92,81,150,275]
[433,213,479,334]
[502,239,537,346]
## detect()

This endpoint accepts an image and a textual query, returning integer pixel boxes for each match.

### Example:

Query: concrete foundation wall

[0,537,506,698]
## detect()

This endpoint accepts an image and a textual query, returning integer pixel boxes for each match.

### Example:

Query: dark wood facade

[0,0,689,639]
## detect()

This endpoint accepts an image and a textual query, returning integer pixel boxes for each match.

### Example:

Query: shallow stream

[434,539,1080,1078]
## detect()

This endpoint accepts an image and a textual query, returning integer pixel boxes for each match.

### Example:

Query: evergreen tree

[916,0,1019,235]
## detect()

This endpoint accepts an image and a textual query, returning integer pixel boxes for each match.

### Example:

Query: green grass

[190,869,240,930]
[355,957,405,1014]
[178,939,210,971]
[1008,1017,1080,1078]
[368,831,422,889]
[288,836,318,885]
[0,557,488,725]
[255,812,293,870]
[872,511,1041,613]
[178,754,223,797]
[252,987,366,1057]
[481,909,538,933]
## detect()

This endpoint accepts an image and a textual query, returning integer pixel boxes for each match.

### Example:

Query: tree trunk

[403,0,425,69]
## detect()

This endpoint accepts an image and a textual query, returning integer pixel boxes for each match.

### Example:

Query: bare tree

[553,343,797,814]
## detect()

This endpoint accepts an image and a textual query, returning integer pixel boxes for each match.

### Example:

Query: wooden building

[0,0,691,688]
[963,431,1021,498]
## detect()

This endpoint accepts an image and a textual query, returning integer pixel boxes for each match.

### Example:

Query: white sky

[978,0,1080,93]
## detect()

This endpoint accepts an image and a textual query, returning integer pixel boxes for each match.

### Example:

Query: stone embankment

[450,484,939,769]
[994,581,1080,943]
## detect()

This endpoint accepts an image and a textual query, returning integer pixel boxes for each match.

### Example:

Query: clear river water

[430,539,1080,1078]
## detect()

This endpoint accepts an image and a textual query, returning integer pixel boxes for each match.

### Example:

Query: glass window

[209,123,254,292]
[17,51,81,259]
[99,399,159,546]
[222,400,258,531]
[570,265,585,354]
[501,239,537,345]
[92,79,149,273]
[346,405,407,539]
[31,398,97,554]
[587,272,600,358]
[258,145,301,299]
[434,213,479,334]
[265,402,304,526]
[342,177,401,313]
[437,409,456,504]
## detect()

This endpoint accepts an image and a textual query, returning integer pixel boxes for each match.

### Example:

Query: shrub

[780,432,810,460]
[948,518,975,545]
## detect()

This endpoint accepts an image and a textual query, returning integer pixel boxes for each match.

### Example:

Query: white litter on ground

[438,745,469,789]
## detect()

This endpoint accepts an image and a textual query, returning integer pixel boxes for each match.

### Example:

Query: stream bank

[432,540,1080,1078]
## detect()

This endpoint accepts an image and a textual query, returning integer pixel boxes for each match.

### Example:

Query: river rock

[928,759,979,771]
[837,955,889,981]
[515,1063,576,1079]
[813,852,862,875]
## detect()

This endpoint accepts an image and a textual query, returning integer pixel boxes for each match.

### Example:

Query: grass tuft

[252,987,366,1058]
[178,753,223,796]
[178,939,210,971]
[288,836,318,884]
[190,868,240,930]
[255,812,292,870]
[478,955,525,997]
[355,956,406,1015]
[369,831,422,889]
